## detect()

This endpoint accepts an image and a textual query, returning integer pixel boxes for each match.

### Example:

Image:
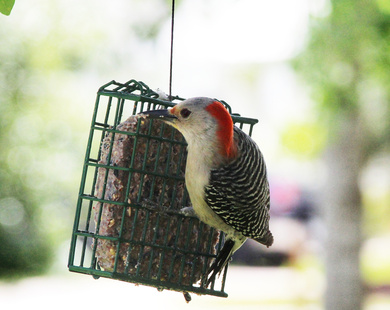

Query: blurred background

[1,0,390,309]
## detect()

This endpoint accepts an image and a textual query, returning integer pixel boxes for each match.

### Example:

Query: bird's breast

[185,152,210,213]
[185,151,241,238]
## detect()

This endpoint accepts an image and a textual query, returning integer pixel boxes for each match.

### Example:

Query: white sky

[3,0,327,188]
[173,0,310,63]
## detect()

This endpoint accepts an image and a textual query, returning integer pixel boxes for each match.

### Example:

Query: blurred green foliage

[293,0,390,231]
[361,234,390,287]
[0,29,51,277]
[281,122,327,159]
[0,0,174,279]
[0,4,94,278]
[290,3,390,310]
[0,0,15,16]
[292,1,390,299]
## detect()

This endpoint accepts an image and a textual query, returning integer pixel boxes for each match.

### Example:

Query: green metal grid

[68,79,258,299]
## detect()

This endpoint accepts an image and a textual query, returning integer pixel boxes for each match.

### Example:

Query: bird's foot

[204,239,235,287]
[179,206,198,218]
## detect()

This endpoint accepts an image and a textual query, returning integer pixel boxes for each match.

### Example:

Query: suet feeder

[68,79,259,300]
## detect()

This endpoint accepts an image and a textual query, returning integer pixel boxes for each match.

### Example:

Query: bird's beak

[138,108,178,123]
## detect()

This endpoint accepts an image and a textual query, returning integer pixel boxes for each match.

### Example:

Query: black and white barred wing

[204,127,273,247]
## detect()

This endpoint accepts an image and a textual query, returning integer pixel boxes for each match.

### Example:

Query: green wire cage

[68,79,259,300]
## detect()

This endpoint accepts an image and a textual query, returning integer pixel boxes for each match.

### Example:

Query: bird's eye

[180,108,192,118]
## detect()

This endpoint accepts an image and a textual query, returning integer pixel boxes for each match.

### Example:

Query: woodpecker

[140,98,273,285]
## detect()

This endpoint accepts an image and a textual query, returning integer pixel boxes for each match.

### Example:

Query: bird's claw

[179,206,198,218]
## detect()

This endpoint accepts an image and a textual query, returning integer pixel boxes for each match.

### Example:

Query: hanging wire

[169,0,175,100]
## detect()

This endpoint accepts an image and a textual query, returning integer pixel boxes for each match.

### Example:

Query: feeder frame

[68,79,258,298]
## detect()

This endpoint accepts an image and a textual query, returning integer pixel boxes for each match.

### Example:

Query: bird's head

[139,97,237,159]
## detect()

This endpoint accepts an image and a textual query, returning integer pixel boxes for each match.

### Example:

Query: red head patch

[205,101,237,159]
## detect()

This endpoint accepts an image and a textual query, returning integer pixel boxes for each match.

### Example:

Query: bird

[139,97,273,285]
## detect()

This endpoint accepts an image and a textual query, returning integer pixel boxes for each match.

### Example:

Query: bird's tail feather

[254,230,274,247]
[205,239,235,286]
